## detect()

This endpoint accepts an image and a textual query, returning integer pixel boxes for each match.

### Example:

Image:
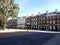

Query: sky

[14,0,60,17]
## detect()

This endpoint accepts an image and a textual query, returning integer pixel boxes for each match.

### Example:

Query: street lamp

[26,23,30,31]
[27,25,28,31]
[38,25,39,30]
[31,24,32,29]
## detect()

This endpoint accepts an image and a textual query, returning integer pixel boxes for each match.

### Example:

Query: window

[36,26,37,28]
[50,16,52,19]
[50,26,52,29]
[34,22,35,24]
[41,18,42,20]
[53,26,55,29]
[32,19,33,21]
[50,21,52,24]
[47,16,48,19]
[34,18,35,20]
[44,26,45,28]
[57,20,60,24]
[47,21,49,23]
[57,26,59,30]
[57,15,60,18]
[33,26,35,28]
[44,17,45,20]
[36,18,37,20]
[53,16,55,19]
[53,20,55,24]
[36,22,37,25]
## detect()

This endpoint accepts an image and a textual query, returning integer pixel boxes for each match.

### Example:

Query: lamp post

[27,25,28,31]
[38,25,39,30]
[26,15,29,31]
[31,24,32,30]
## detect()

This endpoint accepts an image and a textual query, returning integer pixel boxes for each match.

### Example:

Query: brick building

[38,13,46,30]
[25,16,31,29]
[31,15,38,29]
[46,11,60,31]
[25,10,60,31]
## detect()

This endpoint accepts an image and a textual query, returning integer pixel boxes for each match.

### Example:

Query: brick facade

[25,11,60,31]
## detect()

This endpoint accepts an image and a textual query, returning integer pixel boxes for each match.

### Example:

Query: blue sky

[14,0,60,17]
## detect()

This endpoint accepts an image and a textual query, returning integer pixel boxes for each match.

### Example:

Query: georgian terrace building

[25,16,31,29]
[38,13,46,30]
[46,11,60,31]
[25,13,46,30]
[7,10,60,31]
[31,15,38,29]
[25,14,38,29]
[25,10,60,31]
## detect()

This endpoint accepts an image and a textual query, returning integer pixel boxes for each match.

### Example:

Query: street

[0,31,58,45]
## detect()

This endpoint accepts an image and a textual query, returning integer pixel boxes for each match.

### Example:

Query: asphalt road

[0,32,57,45]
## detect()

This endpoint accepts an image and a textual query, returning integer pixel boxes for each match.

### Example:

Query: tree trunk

[2,26,4,30]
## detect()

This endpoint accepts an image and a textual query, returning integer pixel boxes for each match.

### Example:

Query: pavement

[0,29,60,45]
[0,29,60,33]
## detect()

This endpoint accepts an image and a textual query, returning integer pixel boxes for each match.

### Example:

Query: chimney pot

[46,11,48,14]
[38,12,40,15]
[55,9,57,12]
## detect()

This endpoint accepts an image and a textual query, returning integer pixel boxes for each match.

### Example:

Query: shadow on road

[0,32,57,45]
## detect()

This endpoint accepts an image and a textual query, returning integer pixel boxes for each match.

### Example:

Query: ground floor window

[44,26,45,28]
[33,26,35,28]
[57,26,60,30]
[53,26,55,29]
[36,26,37,28]
[50,26,52,29]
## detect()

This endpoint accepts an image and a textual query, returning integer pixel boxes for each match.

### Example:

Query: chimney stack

[46,11,48,14]
[27,15,29,17]
[31,14,34,16]
[38,12,40,15]
[55,9,57,12]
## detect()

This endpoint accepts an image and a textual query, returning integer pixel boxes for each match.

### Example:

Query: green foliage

[0,0,19,29]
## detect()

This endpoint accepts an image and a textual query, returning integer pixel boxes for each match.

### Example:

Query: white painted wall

[17,17,27,28]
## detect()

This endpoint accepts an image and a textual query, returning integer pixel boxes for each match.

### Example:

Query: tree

[0,0,19,30]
